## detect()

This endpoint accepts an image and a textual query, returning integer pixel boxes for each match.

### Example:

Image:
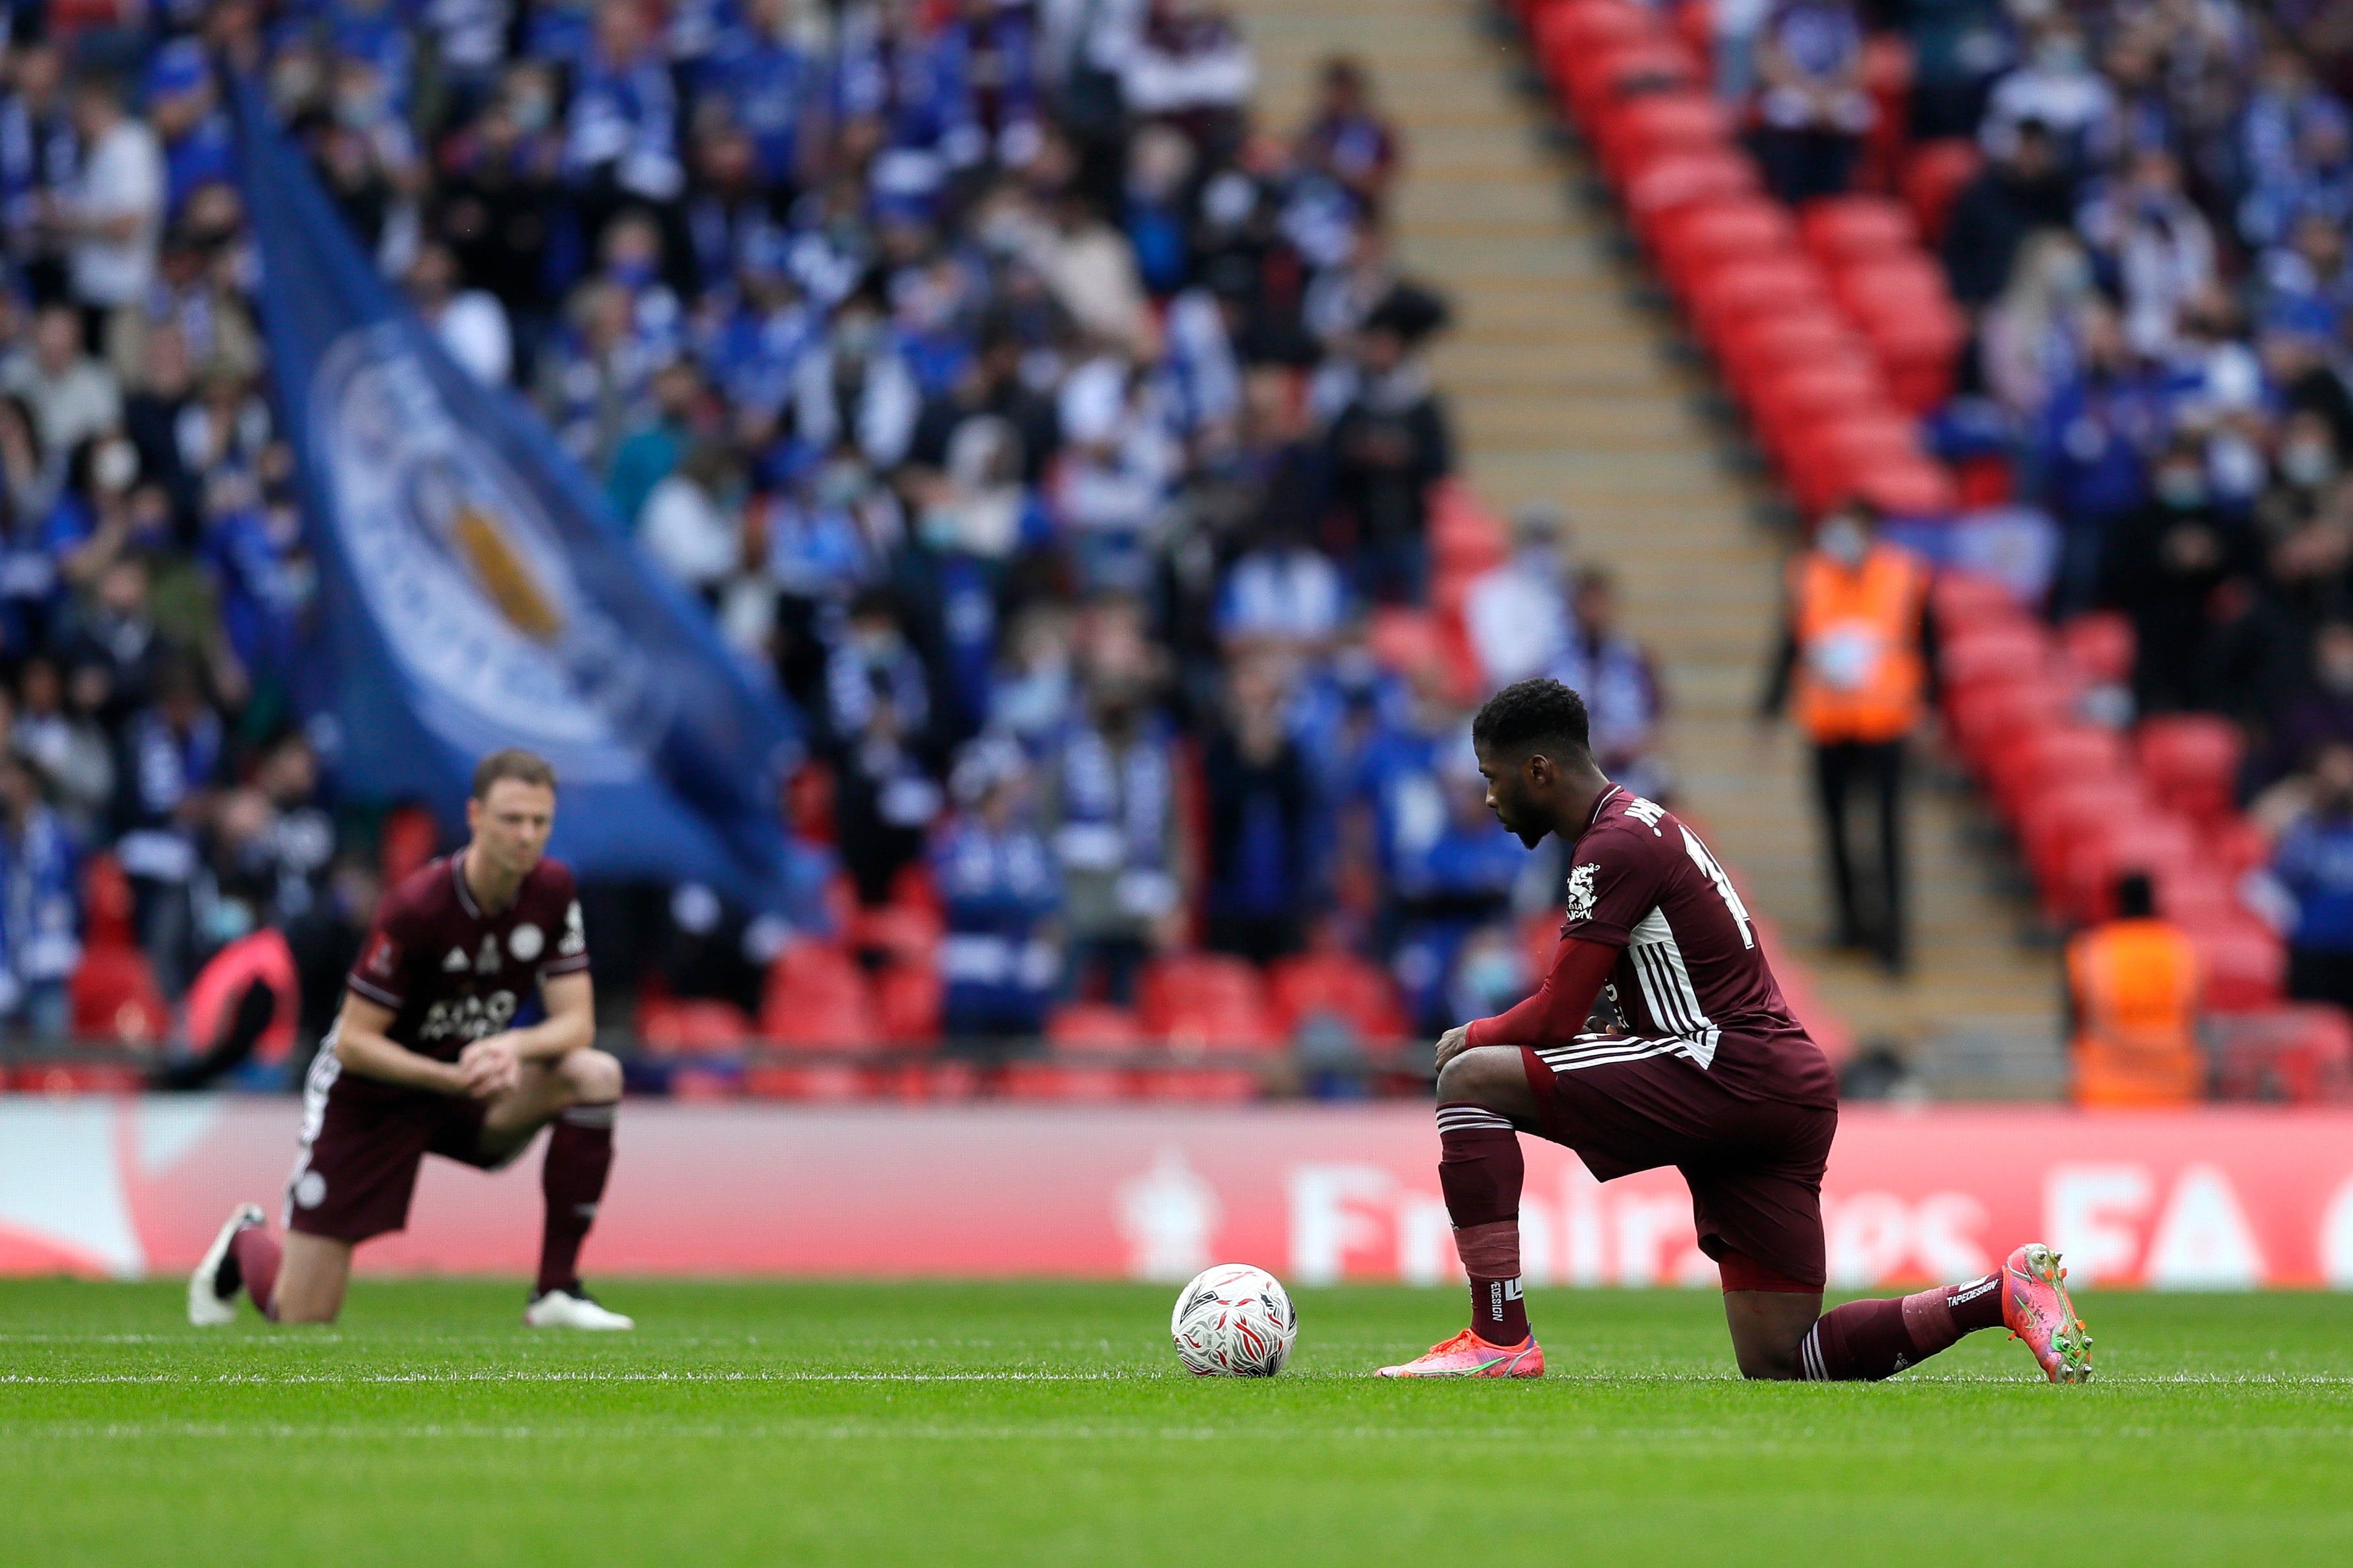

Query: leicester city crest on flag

[233,77,807,912]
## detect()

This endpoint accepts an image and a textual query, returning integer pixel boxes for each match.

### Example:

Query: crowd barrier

[4,1098,2351,1288]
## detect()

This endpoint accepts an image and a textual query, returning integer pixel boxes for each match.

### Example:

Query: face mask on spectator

[2155,466,2208,510]
[2321,648,2353,695]
[1817,517,1868,568]
[2283,440,2337,490]
[2035,36,2085,74]
[93,440,140,494]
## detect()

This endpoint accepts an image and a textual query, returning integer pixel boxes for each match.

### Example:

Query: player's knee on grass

[273,1234,353,1324]
[560,1049,623,1106]
[1723,1289,1819,1380]
[1436,1045,1535,1126]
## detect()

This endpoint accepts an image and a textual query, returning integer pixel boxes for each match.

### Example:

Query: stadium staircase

[1232,0,2078,1093]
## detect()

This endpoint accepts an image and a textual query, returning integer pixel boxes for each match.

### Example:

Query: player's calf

[525,1049,628,1328]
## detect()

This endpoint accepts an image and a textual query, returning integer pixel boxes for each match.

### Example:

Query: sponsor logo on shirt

[1565,861,1599,923]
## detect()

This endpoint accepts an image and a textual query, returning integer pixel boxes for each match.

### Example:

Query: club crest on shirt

[509,924,544,962]
[1565,862,1599,923]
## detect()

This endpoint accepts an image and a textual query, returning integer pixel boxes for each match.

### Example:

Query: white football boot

[188,1203,265,1326]
[523,1288,635,1330]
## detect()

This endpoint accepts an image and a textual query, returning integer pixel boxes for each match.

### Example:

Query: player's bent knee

[562,1049,625,1106]
[1436,1046,1524,1113]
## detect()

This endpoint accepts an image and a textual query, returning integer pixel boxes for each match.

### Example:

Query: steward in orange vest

[1758,499,1935,973]
[2066,872,2205,1106]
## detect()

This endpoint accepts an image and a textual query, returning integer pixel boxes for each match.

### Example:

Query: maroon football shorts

[285,1079,520,1244]
[1520,1036,1837,1290]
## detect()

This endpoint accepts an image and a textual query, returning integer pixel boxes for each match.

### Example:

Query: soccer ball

[1170,1263,1297,1376]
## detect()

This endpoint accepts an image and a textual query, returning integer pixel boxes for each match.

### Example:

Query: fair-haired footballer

[191,749,631,1329]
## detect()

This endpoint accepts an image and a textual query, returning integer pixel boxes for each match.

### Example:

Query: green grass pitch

[3,1279,2350,1566]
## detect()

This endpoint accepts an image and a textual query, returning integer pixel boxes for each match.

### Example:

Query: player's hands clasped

[455,1038,523,1100]
[1432,1025,1471,1074]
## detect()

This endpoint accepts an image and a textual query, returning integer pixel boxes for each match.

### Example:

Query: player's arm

[332,990,467,1095]
[493,971,595,1062]
[1434,936,1621,1070]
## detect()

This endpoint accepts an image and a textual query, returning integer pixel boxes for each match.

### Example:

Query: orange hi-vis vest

[1789,543,1928,744]
[2065,917,2204,1107]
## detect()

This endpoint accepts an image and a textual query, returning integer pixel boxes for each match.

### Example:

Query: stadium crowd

[0,0,1671,1088]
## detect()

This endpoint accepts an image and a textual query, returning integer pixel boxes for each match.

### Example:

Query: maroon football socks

[1436,1102,1531,1345]
[1798,1273,2006,1380]
[225,1226,282,1321]
[535,1103,617,1297]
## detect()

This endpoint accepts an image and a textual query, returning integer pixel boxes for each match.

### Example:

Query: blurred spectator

[2065,870,2203,1107]
[1942,118,2078,308]
[53,73,166,345]
[0,753,80,1038]
[1,304,121,463]
[1201,651,1313,961]
[1042,646,1186,1006]
[1980,14,2116,176]
[2100,435,2256,714]
[937,734,1061,1046]
[2076,148,2216,360]
[1558,567,1669,804]
[2033,304,2165,617]
[2269,742,2353,1014]
[1751,0,1873,205]
[1295,57,1398,223]
[1325,292,1451,604]
[1900,0,2014,140]
[2260,621,2353,790]
[1466,502,1573,692]
[406,239,512,386]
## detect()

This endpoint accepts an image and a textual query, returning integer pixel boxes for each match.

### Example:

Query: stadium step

[1233,0,2066,1093]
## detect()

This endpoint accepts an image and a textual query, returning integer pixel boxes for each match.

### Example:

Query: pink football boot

[2003,1243,2093,1383]
[1376,1328,1545,1378]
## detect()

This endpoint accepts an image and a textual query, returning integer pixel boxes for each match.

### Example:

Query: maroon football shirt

[1555,787,1837,1108]
[345,854,591,1066]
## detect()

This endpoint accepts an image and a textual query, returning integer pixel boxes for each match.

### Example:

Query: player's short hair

[472,748,557,801]
[1472,678,1590,760]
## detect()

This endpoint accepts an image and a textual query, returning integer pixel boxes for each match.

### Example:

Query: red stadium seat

[2184,918,2286,1012]
[637,997,756,1054]
[2207,1005,2353,1102]
[1654,198,1798,300]
[1937,622,2048,691]
[2137,715,2245,827]
[1780,411,1921,514]
[1533,0,1659,89]
[1138,953,1271,1042]
[1624,151,1760,244]
[1594,93,1735,188]
[2056,813,2198,924]
[80,853,135,948]
[1947,679,2073,773]
[1563,39,1701,124]
[1901,138,1983,244]
[1718,311,1873,406]
[1929,571,2025,635]
[1799,195,1920,269]
[69,944,168,1046]
[1267,951,1409,1042]
[1749,361,1888,457]
[2018,777,2148,885]
[1850,455,1959,517]
[1986,725,2129,822]
[1689,256,1830,346]
[873,964,943,1043]
[2058,613,2136,687]
[758,941,880,1047]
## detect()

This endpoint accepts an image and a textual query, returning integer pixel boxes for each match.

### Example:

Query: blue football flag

[231,77,807,911]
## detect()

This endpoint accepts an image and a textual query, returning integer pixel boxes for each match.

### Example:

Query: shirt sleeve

[1560,820,1671,949]
[542,866,591,979]
[346,896,423,1010]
